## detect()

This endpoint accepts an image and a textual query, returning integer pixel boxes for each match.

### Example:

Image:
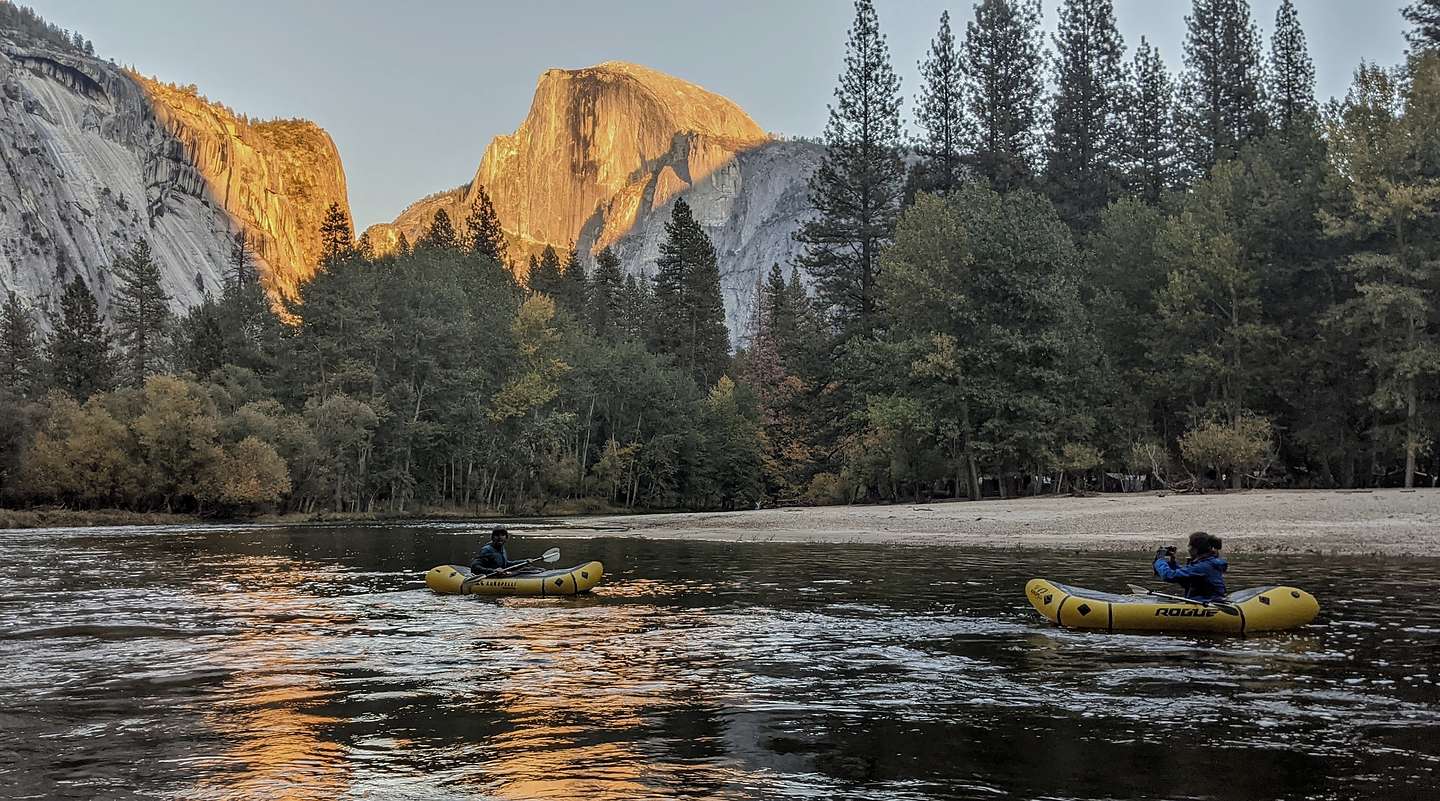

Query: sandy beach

[559,489,1440,557]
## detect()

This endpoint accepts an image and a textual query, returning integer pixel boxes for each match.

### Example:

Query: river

[0,523,1435,800]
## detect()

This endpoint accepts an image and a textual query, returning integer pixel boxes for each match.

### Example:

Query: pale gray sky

[26,1,1410,229]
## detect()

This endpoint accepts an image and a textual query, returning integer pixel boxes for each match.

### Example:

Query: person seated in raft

[1153,531,1228,601]
[471,527,518,575]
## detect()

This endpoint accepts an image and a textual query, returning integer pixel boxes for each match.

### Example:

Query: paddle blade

[541,547,561,563]
[1126,584,1150,596]
[1214,603,1241,617]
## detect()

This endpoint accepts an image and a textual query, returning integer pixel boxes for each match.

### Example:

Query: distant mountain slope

[0,28,349,324]
[366,61,820,340]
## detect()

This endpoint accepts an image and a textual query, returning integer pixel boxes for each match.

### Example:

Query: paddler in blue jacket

[471,527,517,574]
[1153,531,1228,601]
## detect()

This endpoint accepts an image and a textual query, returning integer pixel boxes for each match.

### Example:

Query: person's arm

[1153,560,1215,582]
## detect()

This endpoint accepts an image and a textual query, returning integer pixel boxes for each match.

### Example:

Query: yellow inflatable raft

[425,562,604,597]
[1026,579,1319,634]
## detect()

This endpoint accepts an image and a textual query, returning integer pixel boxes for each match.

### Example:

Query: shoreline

[5,489,1438,557]
[553,489,1440,557]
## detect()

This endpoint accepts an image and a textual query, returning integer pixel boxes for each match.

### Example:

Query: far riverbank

[5,489,1437,557]
[555,489,1440,557]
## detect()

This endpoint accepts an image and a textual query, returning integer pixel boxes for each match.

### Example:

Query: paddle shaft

[1128,583,1239,616]
[477,547,561,579]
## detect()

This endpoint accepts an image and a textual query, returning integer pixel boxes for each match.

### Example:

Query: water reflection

[0,525,1436,800]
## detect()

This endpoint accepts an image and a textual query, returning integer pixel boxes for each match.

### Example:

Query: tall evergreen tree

[464,184,509,265]
[228,231,257,289]
[588,247,625,339]
[914,10,967,196]
[963,0,1046,193]
[356,230,376,261]
[0,291,40,397]
[557,247,589,319]
[111,239,172,387]
[651,199,731,387]
[47,276,113,399]
[618,273,654,342]
[1044,0,1126,230]
[1121,38,1182,203]
[1405,0,1440,51]
[218,240,282,376]
[528,246,565,296]
[175,294,226,379]
[1268,0,1316,132]
[396,232,411,257]
[795,0,905,335]
[319,202,353,265]
[1179,0,1269,179]
[421,209,458,251]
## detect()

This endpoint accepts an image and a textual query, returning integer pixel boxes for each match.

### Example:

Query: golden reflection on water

[477,607,696,799]
[188,576,354,800]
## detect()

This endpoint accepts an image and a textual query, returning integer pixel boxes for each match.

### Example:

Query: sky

[25,1,1411,230]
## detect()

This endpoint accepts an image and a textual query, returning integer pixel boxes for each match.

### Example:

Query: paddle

[477,547,561,580]
[1127,583,1240,617]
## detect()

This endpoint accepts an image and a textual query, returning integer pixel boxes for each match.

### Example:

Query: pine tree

[356,230,376,261]
[557,246,589,319]
[111,239,171,387]
[396,231,411,257]
[176,294,226,378]
[421,209,458,250]
[48,276,114,399]
[0,291,40,397]
[1268,0,1316,132]
[1044,0,1125,230]
[319,202,353,265]
[218,235,281,376]
[963,0,1046,193]
[1122,38,1182,204]
[915,10,967,195]
[588,247,625,339]
[528,246,565,296]
[651,199,731,387]
[619,273,653,342]
[1405,0,1440,51]
[228,231,257,289]
[464,184,508,265]
[1179,0,1269,179]
[795,0,905,335]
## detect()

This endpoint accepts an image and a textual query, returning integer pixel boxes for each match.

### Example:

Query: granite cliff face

[367,61,819,338]
[0,32,349,324]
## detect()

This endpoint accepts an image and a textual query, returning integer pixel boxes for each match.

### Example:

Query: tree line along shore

[4,0,1440,520]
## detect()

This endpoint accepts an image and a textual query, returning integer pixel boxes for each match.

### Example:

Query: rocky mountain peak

[0,30,349,322]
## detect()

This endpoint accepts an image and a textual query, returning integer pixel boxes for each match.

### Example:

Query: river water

[0,523,1436,800]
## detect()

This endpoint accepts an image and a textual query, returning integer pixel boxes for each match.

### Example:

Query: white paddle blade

[542,547,561,563]
[1127,584,1150,595]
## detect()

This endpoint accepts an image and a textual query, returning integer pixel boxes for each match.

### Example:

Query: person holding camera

[1152,531,1228,601]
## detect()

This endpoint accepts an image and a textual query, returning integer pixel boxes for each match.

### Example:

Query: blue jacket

[471,543,513,572]
[1153,554,1228,601]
